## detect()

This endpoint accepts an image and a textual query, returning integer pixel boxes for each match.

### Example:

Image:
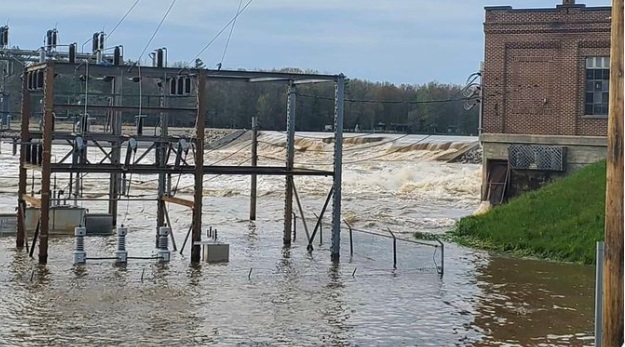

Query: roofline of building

[484,5,611,12]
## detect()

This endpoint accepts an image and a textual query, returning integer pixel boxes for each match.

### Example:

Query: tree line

[0,61,478,135]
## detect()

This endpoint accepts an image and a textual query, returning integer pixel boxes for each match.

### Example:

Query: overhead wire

[138,0,177,62]
[219,0,244,67]
[190,0,256,64]
[107,0,142,40]
[122,0,177,223]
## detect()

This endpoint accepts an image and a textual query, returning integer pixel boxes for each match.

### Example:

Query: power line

[191,0,255,64]
[219,0,244,67]
[138,0,177,61]
[108,0,142,40]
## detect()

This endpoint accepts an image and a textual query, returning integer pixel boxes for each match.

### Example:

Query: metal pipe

[250,116,258,220]
[307,186,333,249]
[595,241,604,347]
[292,212,297,242]
[29,218,41,258]
[180,222,193,255]
[387,228,397,270]
[345,220,353,257]
[314,213,322,245]
[292,178,311,247]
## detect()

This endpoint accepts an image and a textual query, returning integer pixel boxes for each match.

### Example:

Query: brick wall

[482,2,611,137]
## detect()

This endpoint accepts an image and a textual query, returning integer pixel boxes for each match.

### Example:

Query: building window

[585,57,610,116]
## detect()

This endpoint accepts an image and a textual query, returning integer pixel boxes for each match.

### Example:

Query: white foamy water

[0,132,481,234]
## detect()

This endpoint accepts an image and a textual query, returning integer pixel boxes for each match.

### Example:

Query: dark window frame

[584,56,610,117]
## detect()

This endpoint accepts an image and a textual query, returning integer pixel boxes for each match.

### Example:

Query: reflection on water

[0,223,596,346]
[472,257,595,347]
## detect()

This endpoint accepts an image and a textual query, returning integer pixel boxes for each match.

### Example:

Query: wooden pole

[602,0,624,345]
[16,66,31,248]
[39,62,55,264]
[250,116,258,221]
[191,70,206,263]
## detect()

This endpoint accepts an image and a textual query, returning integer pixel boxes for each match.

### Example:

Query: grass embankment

[449,160,606,264]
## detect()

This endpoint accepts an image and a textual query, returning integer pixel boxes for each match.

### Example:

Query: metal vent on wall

[508,145,567,171]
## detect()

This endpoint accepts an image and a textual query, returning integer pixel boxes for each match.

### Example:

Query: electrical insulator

[69,43,77,64]
[92,32,99,53]
[46,30,58,50]
[0,26,8,47]
[46,30,51,49]
[2,26,8,47]
[113,46,122,66]
[97,32,105,51]
[156,49,163,67]
[73,226,87,265]
[155,226,171,262]
[115,226,128,263]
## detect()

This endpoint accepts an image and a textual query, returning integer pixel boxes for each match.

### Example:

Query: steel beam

[191,70,206,263]
[331,75,345,262]
[27,61,340,83]
[39,62,55,264]
[283,83,296,245]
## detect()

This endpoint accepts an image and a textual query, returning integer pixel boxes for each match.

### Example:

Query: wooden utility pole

[250,116,258,221]
[602,0,624,345]
[191,70,206,263]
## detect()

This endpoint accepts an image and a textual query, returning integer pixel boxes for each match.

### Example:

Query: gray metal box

[201,242,230,263]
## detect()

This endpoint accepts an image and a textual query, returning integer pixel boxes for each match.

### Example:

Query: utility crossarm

[161,196,194,208]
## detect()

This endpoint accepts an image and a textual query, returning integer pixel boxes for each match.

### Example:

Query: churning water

[0,132,595,346]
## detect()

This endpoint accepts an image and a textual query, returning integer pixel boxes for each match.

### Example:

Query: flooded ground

[0,132,596,346]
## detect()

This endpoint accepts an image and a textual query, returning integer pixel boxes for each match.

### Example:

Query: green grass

[449,160,606,264]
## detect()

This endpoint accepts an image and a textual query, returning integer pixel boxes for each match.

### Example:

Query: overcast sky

[2,0,611,85]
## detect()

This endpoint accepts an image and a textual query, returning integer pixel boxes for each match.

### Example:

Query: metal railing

[342,221,444,275]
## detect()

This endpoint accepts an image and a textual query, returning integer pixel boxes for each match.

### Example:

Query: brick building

[480,0,612,204]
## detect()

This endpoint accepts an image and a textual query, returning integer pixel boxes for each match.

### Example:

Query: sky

[2,0,612,85]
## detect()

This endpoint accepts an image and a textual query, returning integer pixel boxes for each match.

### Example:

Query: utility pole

[250,116,258,220]
[602,0,624,345]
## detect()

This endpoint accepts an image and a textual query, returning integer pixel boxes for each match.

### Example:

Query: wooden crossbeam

[162,196,194,208]
[22,195,41,208]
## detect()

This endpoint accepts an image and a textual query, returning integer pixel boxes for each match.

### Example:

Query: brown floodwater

[0,133,597,346]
